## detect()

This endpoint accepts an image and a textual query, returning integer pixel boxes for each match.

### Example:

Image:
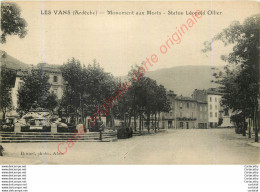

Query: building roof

[197,100,207,104]
[193,88,223,99]
[167,90,208,104]
[37,63,61,73]
[207,88,223,95]
[175,95,196,102]
[167,90,177,97]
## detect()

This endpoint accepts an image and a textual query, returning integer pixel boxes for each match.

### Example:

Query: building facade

[197,101,208,129]
[37,63,64,100]
[10,71,26,115]
[161,90,208,129]
[8,63,64,116]
[160,90,176,129]
[192,88,234,128]
[207,92,222,128]
[174,95,198,129]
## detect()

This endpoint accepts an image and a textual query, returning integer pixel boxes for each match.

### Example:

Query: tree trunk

[151,114,154,130]
[158,112,161,130]
[142,115,144,131]
[147,113,150,133]
[134,114,137,132]
[2,111,6,121]
[111,107,114,127]
[124,113,126,128]
[139,114,142,133]
[243,115,246,136]
[249,118,251,139]
[75,107,79,125]
[128,114,131,128]
[154,113,157,133]
[133,93,136,132]
[254,107,258,142]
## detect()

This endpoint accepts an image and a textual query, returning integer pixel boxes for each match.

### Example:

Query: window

[200,106,202,111]
[180,112,182,117]
[210,112,213,117]
[192,112,193,118]
[180,102,182,109]
[187,103,189,108]
[53,89,58,95]
[187,113,189,118]
[53,76,58,83]
[210,104,212,110]
[192,103,194,108]
[215,105,217,109]
[18,82,24,89]
[215,97,217,102]
[215,112,217,117]
[204,106,207,111]
[224,109,229,116]
[169,112,172,117]
[210,97,212,102]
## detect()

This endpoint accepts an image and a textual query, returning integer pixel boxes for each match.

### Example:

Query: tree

[115,65,170,133]
[113,80,133,128]
[45,92,58,112]
[18,68,57,113]
[0,67,16,120]
[85,60,116,113]
[203,14,259,141]
[143,77,158,133]
[1,2,27,43]
[125,67,148,132]
[231,113,244,134]
[61,58,116,126]
[154,85,171,131]
[61,58,87,124]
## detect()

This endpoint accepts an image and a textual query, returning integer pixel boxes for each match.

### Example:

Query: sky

[2,1,259,76]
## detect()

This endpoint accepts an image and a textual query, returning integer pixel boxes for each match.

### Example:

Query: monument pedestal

[14,123,21,133]
[51,123,58,133]
[76,124,84,133]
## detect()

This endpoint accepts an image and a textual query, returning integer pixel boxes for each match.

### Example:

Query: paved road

[1,128,259,164]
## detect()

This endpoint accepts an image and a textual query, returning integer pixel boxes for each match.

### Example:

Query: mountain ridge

[145,65,220,97]
[1,51,220,97]
[0,51,30,70]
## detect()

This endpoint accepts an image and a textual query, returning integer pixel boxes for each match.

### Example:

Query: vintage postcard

[0,1,259,164]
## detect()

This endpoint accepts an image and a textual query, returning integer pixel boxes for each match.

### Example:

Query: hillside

[145,65,221,97]
[0,51,29,70]
[0,52,221,97]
